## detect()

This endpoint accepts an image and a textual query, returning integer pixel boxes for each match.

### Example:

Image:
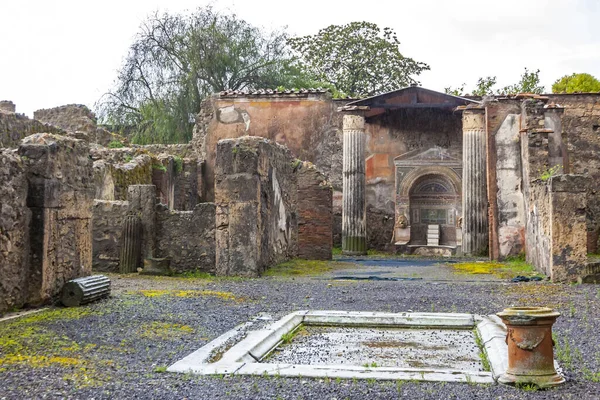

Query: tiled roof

[218,88,330,97]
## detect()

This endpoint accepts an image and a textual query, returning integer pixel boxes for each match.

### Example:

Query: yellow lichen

[0,355,82,368]
[137,289,241,301]
[138,322,195,340]
[450,259,542,280]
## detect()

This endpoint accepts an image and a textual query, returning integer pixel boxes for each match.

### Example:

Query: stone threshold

[166,310,539,384]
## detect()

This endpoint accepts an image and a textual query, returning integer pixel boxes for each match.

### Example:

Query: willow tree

[97,7,297,144]
[288,22,430,98]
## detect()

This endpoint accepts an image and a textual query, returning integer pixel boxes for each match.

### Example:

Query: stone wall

[0,149,30,312]
[91,146,202,209]
[155,203,216,273]
[526,176,589,282]
[1,109,64,148]
[33,104,124,147]
[18,133,94,305]
[297,162,333,260]
[92,200,129,271]
[547,94,600,253]
[215,136,298,276]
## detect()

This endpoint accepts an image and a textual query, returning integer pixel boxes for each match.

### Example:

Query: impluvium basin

[168,310,562,384]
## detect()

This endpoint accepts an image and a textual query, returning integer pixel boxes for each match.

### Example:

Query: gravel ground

[1,259,599,400]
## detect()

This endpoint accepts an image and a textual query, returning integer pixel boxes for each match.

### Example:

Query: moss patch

[264,259,355,277]
[136,289,242,301]
[450,258,543,280]
[139,322,194,340]
[0,307,111,388]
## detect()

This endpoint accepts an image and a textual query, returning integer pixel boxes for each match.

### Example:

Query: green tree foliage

[447,68,544,97]
[97,7,298,144]
[498,68,544,95]
[444,84,466,97]
[472,76,497,96]
[552,73,600,93]
[288,22,430,98]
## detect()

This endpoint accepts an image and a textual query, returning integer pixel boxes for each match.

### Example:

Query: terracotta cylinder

[497,306,565,387]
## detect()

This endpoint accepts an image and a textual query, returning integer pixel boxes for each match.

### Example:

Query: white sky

[1,0,599,117]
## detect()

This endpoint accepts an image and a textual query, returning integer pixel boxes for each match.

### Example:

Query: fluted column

[342,113,367,255]
[462,109,488,255]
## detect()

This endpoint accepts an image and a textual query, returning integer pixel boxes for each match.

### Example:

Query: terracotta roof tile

[218,88,330,97]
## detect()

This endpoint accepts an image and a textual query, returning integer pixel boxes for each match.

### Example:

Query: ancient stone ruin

[1,86,600,312]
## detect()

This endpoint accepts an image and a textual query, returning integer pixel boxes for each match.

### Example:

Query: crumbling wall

[0,150,31,312]
[1,107,64,148]
[297,163,333,260]
[520,99,590,282]
[33,104,124,147]
[526,176,589,282]
[19,133,94,304]
[155,203,216,273]
[92,200,129,272]
[547,94,600,253]
[91,146,202,209]
[215,136,298,276]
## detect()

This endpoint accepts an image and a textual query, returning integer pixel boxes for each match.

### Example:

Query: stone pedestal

[342,113,367,255]
[462,109,488,255]
[497,307,564,388]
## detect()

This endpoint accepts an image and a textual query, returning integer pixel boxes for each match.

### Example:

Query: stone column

[342,113,367,255]
[462,108,488,255]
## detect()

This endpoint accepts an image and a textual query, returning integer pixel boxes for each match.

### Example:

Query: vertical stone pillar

[342,112,367,255]
[19,134,94,305]
[462,108,488,255]
[544,106,567,174]
[127,185,157,261]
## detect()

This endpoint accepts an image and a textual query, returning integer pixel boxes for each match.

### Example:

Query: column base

[342,236,367,256]
[498,372,565,388]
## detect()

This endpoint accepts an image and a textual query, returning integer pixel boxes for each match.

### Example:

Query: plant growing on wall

[288,22,430,98]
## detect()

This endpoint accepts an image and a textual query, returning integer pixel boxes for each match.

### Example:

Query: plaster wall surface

[486,100,526,258]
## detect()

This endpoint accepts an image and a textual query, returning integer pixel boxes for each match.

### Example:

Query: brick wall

[297,163,332,260]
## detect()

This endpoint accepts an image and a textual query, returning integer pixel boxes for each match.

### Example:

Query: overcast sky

[1,0,599,117]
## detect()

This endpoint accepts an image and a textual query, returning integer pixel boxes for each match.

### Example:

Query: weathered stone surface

[0,110,64,148]
[297,162,333,260]
[18,133,94,304]
[127,185,157,261]
[486,100,525,259]
[215,137,297,277]
[33,104,125,147]
[526,175,589,282]
[119,214,142,273]
[155,203,216,273]
[92,200,129,272]
[0,149,30,313]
